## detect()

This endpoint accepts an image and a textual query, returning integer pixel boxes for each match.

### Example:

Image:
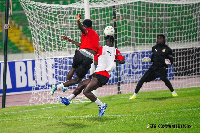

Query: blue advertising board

[0,51,174,94]
[0,59,35,93]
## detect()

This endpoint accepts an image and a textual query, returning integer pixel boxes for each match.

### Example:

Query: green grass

[0,87,200,133]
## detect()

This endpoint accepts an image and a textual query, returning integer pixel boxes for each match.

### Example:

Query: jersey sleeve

[94,46,103,61]
[115,49,125,61]
[167,47,173,64]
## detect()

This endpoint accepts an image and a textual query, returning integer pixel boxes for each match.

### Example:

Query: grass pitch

[0,87,199,133]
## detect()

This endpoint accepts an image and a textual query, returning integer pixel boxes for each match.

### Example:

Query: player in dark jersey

[50,14,99,96]
[58,35,125,116]
[129,34,178,99]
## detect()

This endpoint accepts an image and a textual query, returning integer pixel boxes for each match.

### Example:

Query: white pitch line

[0,107,199,121]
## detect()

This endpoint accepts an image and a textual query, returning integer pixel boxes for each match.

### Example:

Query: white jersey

[95,46,116,73]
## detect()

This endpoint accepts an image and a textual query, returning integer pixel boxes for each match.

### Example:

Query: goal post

[19,0,200,105]
[113,5,121,94]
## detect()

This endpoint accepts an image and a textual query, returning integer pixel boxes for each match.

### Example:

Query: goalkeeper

[50,14,99,95]
[129,34,178,99]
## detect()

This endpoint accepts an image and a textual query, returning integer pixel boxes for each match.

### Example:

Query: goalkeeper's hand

[142,57,151,62]
[165,59,171,65]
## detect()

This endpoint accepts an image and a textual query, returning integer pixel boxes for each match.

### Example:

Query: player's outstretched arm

[115,49,125,64]
[76,14,85,34]
[62,36,81,47]
[114,59,125,64]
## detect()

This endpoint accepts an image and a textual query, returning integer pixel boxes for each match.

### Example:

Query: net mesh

[19,0,200,105]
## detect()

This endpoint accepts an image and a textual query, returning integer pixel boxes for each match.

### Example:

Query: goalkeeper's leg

[135,78,145,93]
[160,68,178,96]
[160,77,178,96]
[130,67,156,99]
[129,78,146,99]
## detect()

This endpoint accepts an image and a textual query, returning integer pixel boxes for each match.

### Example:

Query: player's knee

[74,76,82,84]
[83,89,90,96]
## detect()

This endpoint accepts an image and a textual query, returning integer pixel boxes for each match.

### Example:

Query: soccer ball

[104,26,115,36]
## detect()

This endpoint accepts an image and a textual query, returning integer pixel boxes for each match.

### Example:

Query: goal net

[20,0,200,105]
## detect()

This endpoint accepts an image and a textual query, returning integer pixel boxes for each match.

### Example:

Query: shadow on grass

[59,121,88,129]
[145,96,173,101]
[73,101,93,109]
[58,115,115,129]
[85,116,117,122]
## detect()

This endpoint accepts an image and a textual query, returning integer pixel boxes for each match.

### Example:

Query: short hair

[83,19,92,27]
[157,34,165,39]
[105,35,114,43]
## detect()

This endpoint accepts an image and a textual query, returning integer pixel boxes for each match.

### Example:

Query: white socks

[172,91,177,94]
[95,98,104,107]
[57,83,64,90]
[133,92,137,97]
[67,94,75,101]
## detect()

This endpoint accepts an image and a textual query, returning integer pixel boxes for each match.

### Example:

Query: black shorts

[72,50,93,78]
[89,74,109,87]
[142,65,168,82]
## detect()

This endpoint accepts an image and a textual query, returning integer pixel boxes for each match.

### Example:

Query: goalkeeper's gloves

[165,59,171,65]
[142,57,151,62]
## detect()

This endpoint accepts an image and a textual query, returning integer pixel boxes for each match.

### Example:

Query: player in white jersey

[58,35,125,116]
